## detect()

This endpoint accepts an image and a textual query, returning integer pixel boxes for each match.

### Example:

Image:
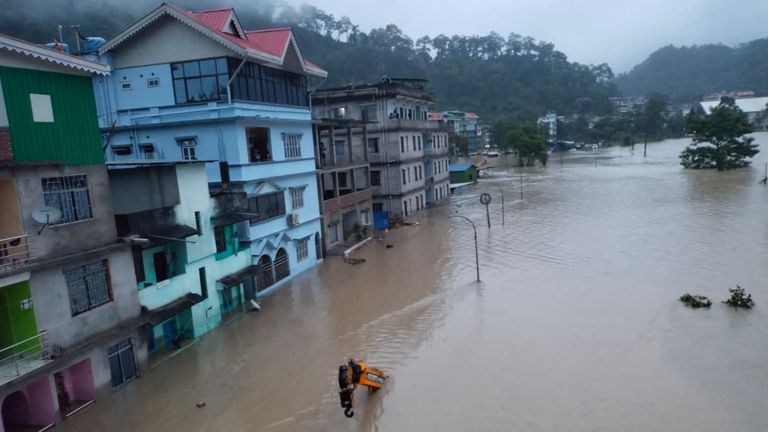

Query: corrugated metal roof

[700,97,768,114]
[449,163,474,172]
[246,29,291,58]
[0,33,110,75]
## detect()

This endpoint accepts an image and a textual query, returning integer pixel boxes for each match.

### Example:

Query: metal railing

[0,330,52,384]
[0,234,33,272]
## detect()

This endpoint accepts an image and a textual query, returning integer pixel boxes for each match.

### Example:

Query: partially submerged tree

[504,123,548,166]
[723,285,754,309]
[679,99,758,170]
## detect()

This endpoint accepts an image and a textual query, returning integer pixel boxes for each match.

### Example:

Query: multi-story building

[1,34,146,430]
[89,3,326,293]
[433,111,482,154]
[313,120,373,252]
[312,78,450,218]
[108,161,252,358]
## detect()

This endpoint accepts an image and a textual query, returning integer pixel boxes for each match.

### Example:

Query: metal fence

[0,330,51,385]
[0,234,32,273]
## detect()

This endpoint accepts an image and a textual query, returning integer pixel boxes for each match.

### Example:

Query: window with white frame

[41,175,92,224]
[65,259,112,316]
[296,237,309,261]
[283,133,302,159]
[178,137,197,160]
[290,186,305,209]
[30,93,54,123]
[328,222,339,244]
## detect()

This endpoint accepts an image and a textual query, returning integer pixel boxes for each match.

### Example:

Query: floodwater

[61,134,768,432]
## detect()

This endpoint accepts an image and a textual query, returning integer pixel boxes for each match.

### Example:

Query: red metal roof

[428,112,444,121]
[165,4,325,75]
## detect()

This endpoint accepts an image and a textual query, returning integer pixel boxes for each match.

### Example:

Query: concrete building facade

[89,3,327,294]
[0,34,146,432]
[312,78,450,219]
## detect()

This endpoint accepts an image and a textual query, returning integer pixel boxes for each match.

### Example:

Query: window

[290,186,305,209]
[296,238,309,261]
[400,137,405,153]
[30,93,54,122]
[171,58,228,104]
[335,140,346,157]
[108,339,137,388]
[402,169,406,185]
[120,82,132,91]
[283,133,302,159]
[412,136,416,151]
[112,144,132,156]
[371,170,381,186]
[361,210,370,226]
[147,78,160,88]
[361,105,377,122]
[328,222,339,244]
[139,143,155,160]
[418,136,422,151]
[247,127,271,162]
[178,137,197,160]
[194,211,202,235]
[248,191,286,224]
[214,226,227,253]
[42,175,92,224]
[373,203,383,212]
[367,137,379,153]
[332,107,346,119]
[229,59,308,107]
[199,267,208,299]
[274,248,290,281]
[65,259,112,316]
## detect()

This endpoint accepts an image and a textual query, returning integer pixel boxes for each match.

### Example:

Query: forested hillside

[0,0,617,121]
[614,39,768,101]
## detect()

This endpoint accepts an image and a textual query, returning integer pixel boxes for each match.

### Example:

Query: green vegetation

[680,98,758,170]
[614,40,768,101]
[679,293,712,308]
[723,285,754,309]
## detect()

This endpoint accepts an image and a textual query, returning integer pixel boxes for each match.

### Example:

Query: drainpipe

[226,57,248,105]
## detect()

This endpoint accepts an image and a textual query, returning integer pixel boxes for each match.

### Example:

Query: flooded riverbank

[60,133,768,432]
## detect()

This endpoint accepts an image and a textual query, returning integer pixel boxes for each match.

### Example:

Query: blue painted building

[88,3,327,296]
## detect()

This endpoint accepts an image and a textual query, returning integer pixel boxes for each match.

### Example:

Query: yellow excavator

[338,359,388,418]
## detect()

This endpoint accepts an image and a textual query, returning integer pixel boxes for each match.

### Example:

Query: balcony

[380,119,441,131]
[0,234,32,274]
[323,189,372,214]
[0,331,52,387]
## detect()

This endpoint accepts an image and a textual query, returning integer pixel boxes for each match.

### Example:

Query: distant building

[699,96,768,130]
[431,111,482,154]
[609,96,647,114]
[449,163,478,184]
[1,33,146,429]
[313,119,373,252]
[313,77,451,219]
[90,3,326,295]
[537,112,558,141]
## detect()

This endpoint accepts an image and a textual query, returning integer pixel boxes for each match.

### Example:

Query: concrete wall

[0,177,22,238]
[14,164,117,260]
[108,165,181,214]
[30,248,139,350]
[110,63,175,111]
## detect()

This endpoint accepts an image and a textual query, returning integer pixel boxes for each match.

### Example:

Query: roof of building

[700,97,768,114]
[428,112,444,121]
[0,33,110,75]
[449,163,475,172]
[99,3,326,77]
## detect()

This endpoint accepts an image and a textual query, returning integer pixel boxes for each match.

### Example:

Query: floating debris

[723,285,754,308]
[680,293,712,308]
[196,401,207,409]
[343,257,366,265]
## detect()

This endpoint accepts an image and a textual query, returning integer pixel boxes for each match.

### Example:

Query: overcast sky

[285,0,767,73]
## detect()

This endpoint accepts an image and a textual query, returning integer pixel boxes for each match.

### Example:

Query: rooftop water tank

[82,37,106,54]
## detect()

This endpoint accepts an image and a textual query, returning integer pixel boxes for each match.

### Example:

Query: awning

[144,224,198,247]
[218,265,259,289]
[143,293,204,326]
[211,212,251,228]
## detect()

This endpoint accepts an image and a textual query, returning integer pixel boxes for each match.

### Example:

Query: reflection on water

[60,134,768,432]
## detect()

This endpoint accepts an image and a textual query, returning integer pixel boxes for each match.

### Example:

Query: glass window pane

[171,63,184,78]
[216,58,228,74]
[201,76,217,100]
[186,78,202,102]
[218,74,228,100]
[200,59,216,76]
[174,79,187,103]
[183,61,200,77]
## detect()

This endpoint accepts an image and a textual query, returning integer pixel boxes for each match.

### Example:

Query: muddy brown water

[60,134,768,432]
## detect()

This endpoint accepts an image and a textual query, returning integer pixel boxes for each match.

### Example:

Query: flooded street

[60,133,768,432]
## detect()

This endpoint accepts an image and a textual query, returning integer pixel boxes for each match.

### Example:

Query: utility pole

[520,173,524,200]
[450,215,480,282]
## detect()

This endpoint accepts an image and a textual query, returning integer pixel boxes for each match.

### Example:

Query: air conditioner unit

[287,211,300,226]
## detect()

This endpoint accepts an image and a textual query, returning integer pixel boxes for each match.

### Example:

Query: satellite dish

[32,206,62,225]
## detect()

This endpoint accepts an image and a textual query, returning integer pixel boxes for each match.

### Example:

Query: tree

[679,100,758,170]
[503,123,548,166]
[450,133,469,156]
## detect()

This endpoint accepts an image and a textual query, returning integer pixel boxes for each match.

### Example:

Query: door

[162,319,178,347]
[107,339,137,388]
[153,252,168,282]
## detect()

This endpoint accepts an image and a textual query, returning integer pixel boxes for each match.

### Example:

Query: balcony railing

[0,331,52,387]
[0,234,32,273]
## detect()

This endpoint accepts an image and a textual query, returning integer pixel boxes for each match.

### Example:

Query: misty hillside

[0,0,618,120]
[613,39,768,101]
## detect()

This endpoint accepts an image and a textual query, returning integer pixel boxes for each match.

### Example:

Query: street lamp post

[480,193,492,229]
[495,185,505,226]
[450,215,480,282]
